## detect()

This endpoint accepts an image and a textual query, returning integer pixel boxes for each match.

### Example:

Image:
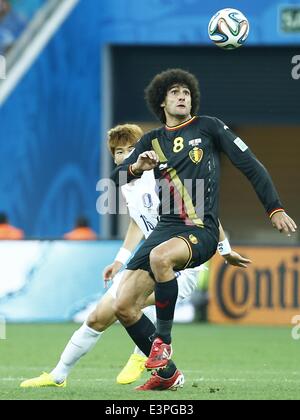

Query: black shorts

[126,222,218,275]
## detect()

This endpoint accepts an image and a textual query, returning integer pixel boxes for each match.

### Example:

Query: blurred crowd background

[0,0,46,54]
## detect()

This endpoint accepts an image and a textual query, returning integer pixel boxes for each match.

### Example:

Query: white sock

[51,322,102,383]
[133,306,156,357]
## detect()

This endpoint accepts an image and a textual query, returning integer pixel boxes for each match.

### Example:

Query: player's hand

[103,261,123,288]
[271,211,297,237]
[132,151,159,174]
[223,250,252,268]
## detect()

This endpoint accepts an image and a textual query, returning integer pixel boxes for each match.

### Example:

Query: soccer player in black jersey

[112,69,297,391]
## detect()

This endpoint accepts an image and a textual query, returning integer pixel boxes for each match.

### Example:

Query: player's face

[114,143,135,165]
[161,84,192,123]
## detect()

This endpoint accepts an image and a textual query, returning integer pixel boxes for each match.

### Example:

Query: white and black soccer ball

[208,8,249,50]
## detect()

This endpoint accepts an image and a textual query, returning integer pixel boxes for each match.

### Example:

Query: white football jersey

[121,170,159,239]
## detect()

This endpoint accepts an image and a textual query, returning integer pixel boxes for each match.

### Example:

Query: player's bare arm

[103,219,144,285]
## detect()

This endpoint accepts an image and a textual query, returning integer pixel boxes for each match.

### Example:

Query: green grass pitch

[0,323,299,400]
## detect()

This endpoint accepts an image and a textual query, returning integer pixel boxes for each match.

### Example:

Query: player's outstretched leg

[20,292,116,388]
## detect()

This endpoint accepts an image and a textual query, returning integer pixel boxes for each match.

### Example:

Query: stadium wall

[1,241,299,325]
[0,240,120,322]
[219,126,300,244]
[209,246,300,325]
[0,240,195,323]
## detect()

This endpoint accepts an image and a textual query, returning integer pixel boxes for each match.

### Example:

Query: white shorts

[107,270,125,300]
[108,266,204,302]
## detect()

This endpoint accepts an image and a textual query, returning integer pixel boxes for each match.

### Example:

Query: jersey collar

[165,116,197,131]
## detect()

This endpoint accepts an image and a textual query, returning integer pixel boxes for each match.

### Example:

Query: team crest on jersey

[189,147,203,164]
[189,234,198,245]
[142,193,153,208]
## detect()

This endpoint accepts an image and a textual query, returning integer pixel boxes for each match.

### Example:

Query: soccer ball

[208,8,249,50]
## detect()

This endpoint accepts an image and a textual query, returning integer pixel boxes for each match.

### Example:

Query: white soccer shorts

[108,266,204,302]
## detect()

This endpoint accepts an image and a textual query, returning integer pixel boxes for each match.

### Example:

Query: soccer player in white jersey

[20,124,250,389]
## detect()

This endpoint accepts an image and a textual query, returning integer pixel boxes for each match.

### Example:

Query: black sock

[125,314,156,356]
[157,360,177,379]
[125,312,178,379]
[155,278,178,344]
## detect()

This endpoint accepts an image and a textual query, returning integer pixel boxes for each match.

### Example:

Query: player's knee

[86,311,105,332]
[150,248,171,274]
[113,298,136,325]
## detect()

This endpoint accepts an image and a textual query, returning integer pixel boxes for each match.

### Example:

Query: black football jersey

[112,116,283,240]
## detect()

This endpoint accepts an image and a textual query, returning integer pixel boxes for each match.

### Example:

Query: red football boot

[135,370,184,391]
[145,337,173,369]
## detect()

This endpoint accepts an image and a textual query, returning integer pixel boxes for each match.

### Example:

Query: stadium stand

[0,0,46,54]
[0,212,24,239]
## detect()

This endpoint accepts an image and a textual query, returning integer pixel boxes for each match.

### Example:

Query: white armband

[218,238,232,256]
[115,247,132,265]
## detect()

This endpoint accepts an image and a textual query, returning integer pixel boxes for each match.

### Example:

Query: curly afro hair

[145,69,200,124]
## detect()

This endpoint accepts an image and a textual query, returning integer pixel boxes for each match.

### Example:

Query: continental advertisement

[209,247,300,325]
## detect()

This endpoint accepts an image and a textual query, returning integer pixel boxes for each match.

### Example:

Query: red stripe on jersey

[164,172,193,225]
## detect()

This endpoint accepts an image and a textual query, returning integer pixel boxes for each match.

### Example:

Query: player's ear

[160,101,165,108]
